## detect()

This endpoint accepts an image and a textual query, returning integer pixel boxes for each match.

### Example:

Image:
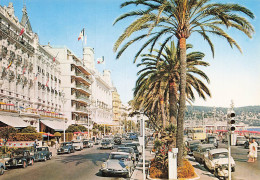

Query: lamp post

[61,91,67,142]
[141,110,145,180]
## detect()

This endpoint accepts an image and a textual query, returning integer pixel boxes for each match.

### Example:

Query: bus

[191,127,206,141]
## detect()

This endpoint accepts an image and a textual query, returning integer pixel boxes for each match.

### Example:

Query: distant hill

[186,105,260,115]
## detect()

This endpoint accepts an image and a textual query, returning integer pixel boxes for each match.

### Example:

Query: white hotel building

[0,3,65,133]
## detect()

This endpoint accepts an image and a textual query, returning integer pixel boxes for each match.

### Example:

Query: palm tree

[114,0,254,166]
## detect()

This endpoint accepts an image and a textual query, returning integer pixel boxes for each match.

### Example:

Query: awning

[0,115,28,128]
[41,120,68,131]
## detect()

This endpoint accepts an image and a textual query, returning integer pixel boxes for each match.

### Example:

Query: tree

[114,0,254,166]
[0,126,17,153]
[20,126,37,133]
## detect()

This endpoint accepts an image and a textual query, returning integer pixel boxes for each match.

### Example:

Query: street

[2,144,126,180]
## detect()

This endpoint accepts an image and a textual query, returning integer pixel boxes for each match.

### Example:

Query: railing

[0,22,35,53]
[76,95,91,104]
[75,72,91,84]
[76,84,91,94]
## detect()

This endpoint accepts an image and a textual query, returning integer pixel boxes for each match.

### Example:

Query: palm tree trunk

[160,97,166,129]
[169,79,178,125]
[176,38,187,167]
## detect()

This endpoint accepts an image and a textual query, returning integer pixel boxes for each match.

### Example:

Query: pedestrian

[33,141,37,150]
[248,140,255,162]
[252,139,258,161]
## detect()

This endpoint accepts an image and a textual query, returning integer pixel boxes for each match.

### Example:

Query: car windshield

[212,152,228,159]
[109,154,128,160]
[190,141,200,145]
[118,148,133,153]
[125,144,137,150]
[208,138,216,143]
[202,147,214,152]
[237,137,246,140]
[35,147,47,152]
[73,142,81,144]
[61,143,70,147]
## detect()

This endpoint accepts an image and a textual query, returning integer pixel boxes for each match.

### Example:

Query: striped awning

[0,115,28,128]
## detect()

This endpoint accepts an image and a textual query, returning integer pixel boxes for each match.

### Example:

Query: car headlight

[101,163,106,168]
[18,160,22,163]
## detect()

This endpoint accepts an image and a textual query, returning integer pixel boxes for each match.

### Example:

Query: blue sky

[3,0,260,108]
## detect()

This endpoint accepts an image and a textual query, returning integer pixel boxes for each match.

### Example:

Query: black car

[204,136,218,148]
[5,149,35,168]
[244,137,260,149]
[34,147,52,161]
[186,140,201,155]
[113,137,122,145]
[57,142,75,154]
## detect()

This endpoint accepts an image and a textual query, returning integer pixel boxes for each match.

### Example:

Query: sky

[2,0,260,108]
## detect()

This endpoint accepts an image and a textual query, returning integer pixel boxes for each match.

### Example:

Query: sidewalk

[131,141,154,180]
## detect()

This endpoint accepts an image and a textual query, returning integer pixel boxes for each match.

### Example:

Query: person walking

[248,140,256,162]
[252,139,258,161]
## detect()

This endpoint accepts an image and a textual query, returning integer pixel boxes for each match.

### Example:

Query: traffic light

[227,110,235,132]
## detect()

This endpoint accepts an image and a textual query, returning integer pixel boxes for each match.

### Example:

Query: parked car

[186,140,201,155]
[204,136,218,148]
[72,140,83,151]
[113,137,122,145]
[128,133,138,140]
[193,144,215,164]
[5,149,35,168]
[236,136,247,146]
[89,140,94,147]
[244,136,260,149]
[204,148,235,172]
[83,140,90,148]
[94,138,101,145]
[0,162,5,175]
[34,147,52,161]
[117,147,136,164]
[124,143,140,161]
[100,152,134,178]
[101,139,114,149]
[132,141,142,155]
[57,142,75,154]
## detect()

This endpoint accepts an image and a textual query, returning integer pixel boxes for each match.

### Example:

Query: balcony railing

[0,22,35,53]
[75,95,91,104]
[76,84,91,95]
[75,72,91,84]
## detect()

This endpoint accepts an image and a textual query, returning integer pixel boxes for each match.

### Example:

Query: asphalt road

[1,144,127,180]
[217,142,260,180]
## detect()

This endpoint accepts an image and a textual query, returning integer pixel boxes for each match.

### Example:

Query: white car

[72,141,83,151]
[236,136,247,146]
[204,148,235,172]
[100,152,134,178]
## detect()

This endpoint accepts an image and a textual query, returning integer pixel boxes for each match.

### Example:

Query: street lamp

[87,105,91,140]
[61,91,67,142]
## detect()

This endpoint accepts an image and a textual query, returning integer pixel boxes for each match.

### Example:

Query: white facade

[83,47,114,125]
[0,3,64,132]
[43,45,92,127]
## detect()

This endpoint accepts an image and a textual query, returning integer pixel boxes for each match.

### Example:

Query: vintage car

[89,140,94,147]
[5,149,35,168]
[100,152,134,178]
[186,140,201,155]
[57,142,75,154]
[83,140,90,148]
[132,141,142,155]
[244,136,260,149]
[34,147,52,161]
[204,136,218,148]
[193,144,215,164]
[101,139,114,149]
[117,147,136,164]
[113,137,122,145]
[0,162,5,175]
[124,143,140,161]
[72,140,83,151]
[236,136,247,146]
[204,148,235,172]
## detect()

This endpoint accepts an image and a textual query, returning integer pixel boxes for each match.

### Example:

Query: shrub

[54,132,61,137]
[177,159,195,179]
[9,133,42,141]
[20,126,37,133]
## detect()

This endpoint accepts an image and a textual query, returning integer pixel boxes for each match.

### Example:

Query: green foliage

[165,124,176,134]
[54,132,61,137]
[9,133,42,141]
[66,124,87,133]
[20,126,37,133]
[154,139,162,151]
[0,126,17,141]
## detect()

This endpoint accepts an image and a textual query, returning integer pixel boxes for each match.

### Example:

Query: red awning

[6,103,15,106]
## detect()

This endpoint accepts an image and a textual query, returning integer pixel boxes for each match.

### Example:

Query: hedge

[9,133,43,141]
[177,159,195,179]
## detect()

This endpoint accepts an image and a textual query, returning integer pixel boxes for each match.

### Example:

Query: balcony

[75,84,91,95]
[0,22,35,53]
[71,106,88,114]
[72,94,91,105]
[73,61,91,75]
[73,72,91,85]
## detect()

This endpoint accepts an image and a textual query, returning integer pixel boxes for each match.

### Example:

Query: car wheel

[0,167,4,175]
[232,167,235,172]
[31,159,34,166]
[22,161,27,168]
[48,155,52,160]
[101,172,107,177]
[44,156,47,161]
